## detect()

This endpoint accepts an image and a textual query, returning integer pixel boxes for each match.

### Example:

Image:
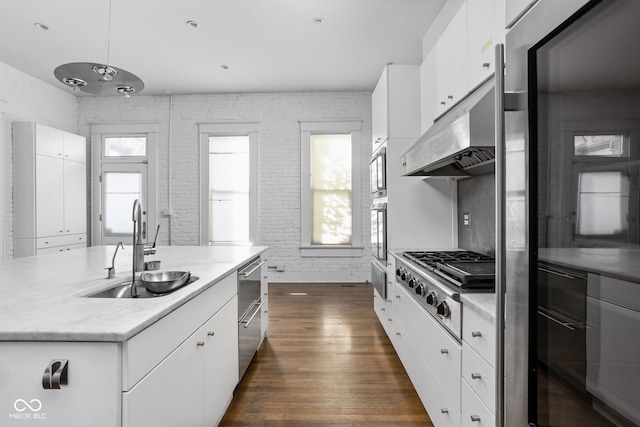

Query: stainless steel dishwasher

[237,257,265,380]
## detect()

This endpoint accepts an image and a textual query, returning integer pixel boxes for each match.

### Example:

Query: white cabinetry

[461,304,496,427]
[371,65,421,148]
[467,0,505,87]
[435,4,469,117]
[0,342,120,427]
[123,272,238,427]
[421,0,506,130]
[395,284,462,427]
[13,122,87,258]
[124,296,238,427]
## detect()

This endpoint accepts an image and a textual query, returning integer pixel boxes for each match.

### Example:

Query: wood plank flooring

[219,282,433,426]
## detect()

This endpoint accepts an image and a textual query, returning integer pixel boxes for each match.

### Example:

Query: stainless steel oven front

[370,203,387,261]
[370,146,387,198]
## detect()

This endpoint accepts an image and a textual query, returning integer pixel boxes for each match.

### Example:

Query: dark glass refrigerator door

[530,1,640,425]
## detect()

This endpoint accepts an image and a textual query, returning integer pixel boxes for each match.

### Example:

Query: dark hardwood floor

[219,282,433,426]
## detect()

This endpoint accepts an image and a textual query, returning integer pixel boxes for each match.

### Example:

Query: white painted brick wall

[0,60,374,281]
[78,92,374,282]
[0,61,79,258]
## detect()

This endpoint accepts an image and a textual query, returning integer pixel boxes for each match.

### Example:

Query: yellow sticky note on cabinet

[481,37,493,54]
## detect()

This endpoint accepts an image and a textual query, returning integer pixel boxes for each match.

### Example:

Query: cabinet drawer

[374,287,395,338]
[395,322,461,427]
[122,273,237,390]
[36,234,86,248]
[462,342,496,412]
[396,285,461,407]
[462,379,495,427]
[463,307,495,365]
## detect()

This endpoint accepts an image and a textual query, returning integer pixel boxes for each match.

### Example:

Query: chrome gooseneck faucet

[131,199,157,297]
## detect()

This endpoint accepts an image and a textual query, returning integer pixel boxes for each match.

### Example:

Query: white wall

[78,92,373,282]
[0,61,79,259]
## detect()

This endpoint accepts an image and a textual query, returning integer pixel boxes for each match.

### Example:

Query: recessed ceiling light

[186,20,198,28]
[220,65,229,70]
[34,23,49,31]
[312,17,324,25]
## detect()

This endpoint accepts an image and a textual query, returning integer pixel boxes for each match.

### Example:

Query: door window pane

[577,171,629,236]
[574,134,626,157]
[104,137,147,157]
[103,172,141,234]
[209,136,250,243]
[310,134,352,245]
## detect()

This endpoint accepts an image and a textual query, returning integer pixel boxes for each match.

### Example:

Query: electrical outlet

[276,264,285,272]
[463,212,471,227]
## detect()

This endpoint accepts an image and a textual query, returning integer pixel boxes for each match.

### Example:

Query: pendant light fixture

[54,0,143,96]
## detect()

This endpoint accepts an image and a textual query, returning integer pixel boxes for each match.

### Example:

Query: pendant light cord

[106,0,112,65]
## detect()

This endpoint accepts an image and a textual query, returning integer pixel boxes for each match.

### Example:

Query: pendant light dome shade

[54,62,144,96]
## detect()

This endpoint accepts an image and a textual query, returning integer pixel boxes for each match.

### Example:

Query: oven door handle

[240,300,265,328]
[240,260,266,277]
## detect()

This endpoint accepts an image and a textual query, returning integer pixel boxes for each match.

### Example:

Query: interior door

[100,163,147,245]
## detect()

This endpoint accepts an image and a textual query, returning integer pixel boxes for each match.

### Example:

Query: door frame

[91,123,158,246]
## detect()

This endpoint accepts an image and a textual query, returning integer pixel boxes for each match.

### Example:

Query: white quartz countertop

[0,245,267,342]
[461,293,496,322]
[539,248,640,283]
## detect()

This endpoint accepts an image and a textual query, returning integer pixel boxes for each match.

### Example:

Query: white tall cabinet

[13,123,87,257]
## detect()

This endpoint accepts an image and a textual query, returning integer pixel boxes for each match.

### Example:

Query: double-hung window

[199,123,258,245]
[300,121,363,257]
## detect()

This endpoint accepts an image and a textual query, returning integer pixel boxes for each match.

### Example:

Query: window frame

[199,123,259,246]
[91,123,158,246]
[300,120,363,257]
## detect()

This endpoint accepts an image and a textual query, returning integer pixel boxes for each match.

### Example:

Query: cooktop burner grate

[402,250,495,290]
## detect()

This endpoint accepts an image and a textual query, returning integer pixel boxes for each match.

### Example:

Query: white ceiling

[0,0,446,96]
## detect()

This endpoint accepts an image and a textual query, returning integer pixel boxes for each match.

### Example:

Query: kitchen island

[0,245,267,427]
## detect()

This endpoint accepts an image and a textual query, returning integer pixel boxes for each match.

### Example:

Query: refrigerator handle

[495,42,506,427]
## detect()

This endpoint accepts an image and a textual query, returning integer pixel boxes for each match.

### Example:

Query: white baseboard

[265,270,370,283]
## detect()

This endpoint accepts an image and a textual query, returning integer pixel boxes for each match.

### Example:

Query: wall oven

[370,147,387,198]
[499,1,640,426]
[370,202,387,261]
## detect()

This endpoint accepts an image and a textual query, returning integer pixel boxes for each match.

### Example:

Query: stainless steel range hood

[401,78,495,179]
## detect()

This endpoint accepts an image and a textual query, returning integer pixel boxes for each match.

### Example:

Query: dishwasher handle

[240,260,266,277]
[240,300,265,328]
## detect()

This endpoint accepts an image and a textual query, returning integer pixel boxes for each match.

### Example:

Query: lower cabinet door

[0,342,120,427]
[395,323,461,427]
[123,331,204,427]
[204,296,239,426]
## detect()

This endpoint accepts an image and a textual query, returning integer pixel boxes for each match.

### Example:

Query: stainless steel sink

[86,276,199,299]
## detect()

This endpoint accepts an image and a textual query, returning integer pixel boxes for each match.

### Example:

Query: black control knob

[426,292,438,306]
[415,283,425,296]
[436,301,450,318]
[400,270,407,281]
[408,277,416,288]
[396,268,402,277]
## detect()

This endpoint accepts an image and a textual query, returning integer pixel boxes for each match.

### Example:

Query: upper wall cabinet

[13,122,87,258]
[421,3,469,129]
[467,0,498,86]
[421,0,505,131]
[372,64,421,148]
[436,4,469,117]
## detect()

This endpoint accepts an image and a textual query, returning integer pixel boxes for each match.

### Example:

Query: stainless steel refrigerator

[498,0,640,425]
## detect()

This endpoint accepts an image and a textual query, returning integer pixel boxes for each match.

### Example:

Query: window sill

[299,246,364,258]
